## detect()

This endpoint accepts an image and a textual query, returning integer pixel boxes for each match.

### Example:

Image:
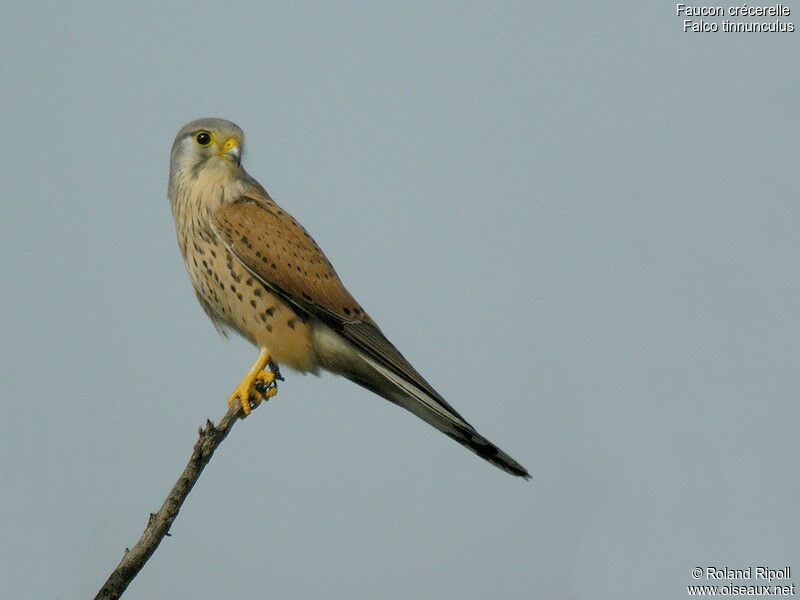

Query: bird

[168,118,529,478]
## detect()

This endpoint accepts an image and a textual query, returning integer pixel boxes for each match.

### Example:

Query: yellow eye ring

[195,131,213,146]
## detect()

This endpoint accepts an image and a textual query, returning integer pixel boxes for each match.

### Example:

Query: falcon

[168,118,529,478]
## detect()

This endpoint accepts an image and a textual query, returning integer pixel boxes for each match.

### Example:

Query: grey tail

[350,353,531,479]
[442,422,531,479]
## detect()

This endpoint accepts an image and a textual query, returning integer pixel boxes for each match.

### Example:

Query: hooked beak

[220,138,241,164]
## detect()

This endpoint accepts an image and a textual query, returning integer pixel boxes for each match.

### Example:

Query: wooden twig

[94,400,251,600]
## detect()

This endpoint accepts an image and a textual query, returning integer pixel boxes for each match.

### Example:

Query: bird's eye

[195,131,212,146]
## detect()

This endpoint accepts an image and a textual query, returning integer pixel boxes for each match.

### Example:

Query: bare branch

[94,400,250,600]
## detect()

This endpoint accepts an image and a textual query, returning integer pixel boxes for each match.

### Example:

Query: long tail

[351,354,531,479]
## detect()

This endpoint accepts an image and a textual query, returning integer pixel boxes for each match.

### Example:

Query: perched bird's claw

[227,382,253,416]
[253,370,278,399]
[228,351,280,416]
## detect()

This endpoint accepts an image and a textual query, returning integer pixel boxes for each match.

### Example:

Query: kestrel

[168,118,529,478]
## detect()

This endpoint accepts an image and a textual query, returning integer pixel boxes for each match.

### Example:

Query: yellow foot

[227,349,280,416]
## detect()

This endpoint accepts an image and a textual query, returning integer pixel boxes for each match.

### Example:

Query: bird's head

[169,118,245,189]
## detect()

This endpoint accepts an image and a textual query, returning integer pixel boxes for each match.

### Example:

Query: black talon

[268,360,285,382]
[253,381,272,395]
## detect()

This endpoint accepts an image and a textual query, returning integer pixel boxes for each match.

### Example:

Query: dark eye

[195,131,212,146]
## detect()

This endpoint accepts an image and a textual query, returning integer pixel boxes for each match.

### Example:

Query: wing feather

[211,189,469,425]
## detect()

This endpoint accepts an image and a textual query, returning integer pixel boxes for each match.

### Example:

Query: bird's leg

[227,348,279,416]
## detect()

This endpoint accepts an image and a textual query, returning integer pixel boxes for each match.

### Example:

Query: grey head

[169,118,246,194]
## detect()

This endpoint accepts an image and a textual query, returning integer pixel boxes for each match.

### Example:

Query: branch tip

[93,399,253,600]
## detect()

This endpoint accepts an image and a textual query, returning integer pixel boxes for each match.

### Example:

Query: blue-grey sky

[1,3,798,599]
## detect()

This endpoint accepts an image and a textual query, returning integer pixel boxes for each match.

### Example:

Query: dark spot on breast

[287,318,296,329]
[254,288,262,297]
[250,299,257,308]
[301,292,312,301]
[343,307,352,316]
[271,262,277,269]
[230,284,237,293]
[245,277,253,287]
[265,307,275,316]
[237,293,243,301]
[265,324,273,332]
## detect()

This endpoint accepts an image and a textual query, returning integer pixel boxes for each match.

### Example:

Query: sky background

[1,3,798,599]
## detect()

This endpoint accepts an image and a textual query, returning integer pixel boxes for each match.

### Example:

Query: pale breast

[173,191,319,373]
